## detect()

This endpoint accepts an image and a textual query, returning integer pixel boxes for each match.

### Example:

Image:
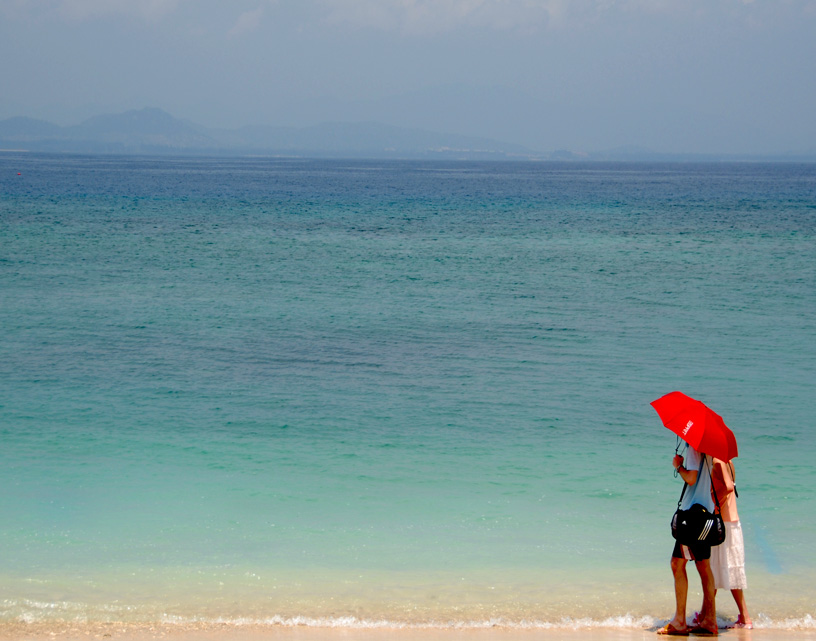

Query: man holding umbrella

[662,443,719,636]
[652,392,739,637]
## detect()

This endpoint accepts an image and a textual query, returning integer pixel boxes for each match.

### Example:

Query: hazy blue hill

[205,124,299,149]
[587,145,816,162]
[1,108,538,157]
[302,83,549,151]
[0,116,65,141]
[0,108,218,153]
[206,120,538,157]
[3,108,814,160]
[68,107,218,150]
[301,121,535,155]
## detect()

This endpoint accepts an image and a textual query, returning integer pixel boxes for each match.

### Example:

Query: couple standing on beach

[659,444,752,636]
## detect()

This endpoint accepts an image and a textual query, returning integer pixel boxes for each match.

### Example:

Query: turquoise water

[1,155,815,629]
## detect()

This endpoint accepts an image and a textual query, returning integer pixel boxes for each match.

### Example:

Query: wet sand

[2,622,815,641]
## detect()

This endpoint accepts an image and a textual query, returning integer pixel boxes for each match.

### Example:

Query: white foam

[151,613,816,631]
[5,600,815,631]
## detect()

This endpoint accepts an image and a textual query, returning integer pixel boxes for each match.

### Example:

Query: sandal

[689,625,718,636]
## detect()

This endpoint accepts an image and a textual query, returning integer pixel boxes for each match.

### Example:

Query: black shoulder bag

[670,456,726,547]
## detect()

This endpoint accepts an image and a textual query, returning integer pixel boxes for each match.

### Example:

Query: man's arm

[673,454,698,486]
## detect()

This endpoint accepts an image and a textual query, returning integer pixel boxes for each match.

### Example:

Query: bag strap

[705,456,723,515]
[677,452,721,514]
[676,454,706,508]
[676,455,724,515]
[676,483,687,508]
[728,460,739,499]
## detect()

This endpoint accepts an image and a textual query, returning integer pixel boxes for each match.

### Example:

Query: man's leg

[667,556,690,630]
[695,559,718,632]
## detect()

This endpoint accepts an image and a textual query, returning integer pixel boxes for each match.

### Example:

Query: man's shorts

[673,539,712,561]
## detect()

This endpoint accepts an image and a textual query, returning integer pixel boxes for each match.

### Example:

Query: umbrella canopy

[651,391,739,461]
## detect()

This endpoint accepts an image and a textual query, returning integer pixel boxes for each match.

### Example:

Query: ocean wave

[158,612,816,631]
[4,599,816,631]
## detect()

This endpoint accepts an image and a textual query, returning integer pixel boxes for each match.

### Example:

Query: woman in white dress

[709,458,753,629]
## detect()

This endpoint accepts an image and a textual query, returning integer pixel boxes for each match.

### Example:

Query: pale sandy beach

[2,622,816,641]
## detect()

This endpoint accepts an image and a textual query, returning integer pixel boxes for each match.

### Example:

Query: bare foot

[726,615,753,630]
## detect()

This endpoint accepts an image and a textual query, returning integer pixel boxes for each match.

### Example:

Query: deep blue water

[1,154,814,628]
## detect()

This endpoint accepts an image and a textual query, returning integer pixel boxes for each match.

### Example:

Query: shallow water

[1,155,814,628]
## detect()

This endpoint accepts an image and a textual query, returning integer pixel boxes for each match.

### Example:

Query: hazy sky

[2,0,815,153]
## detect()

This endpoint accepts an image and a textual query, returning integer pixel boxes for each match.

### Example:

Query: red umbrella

[651,391,739,461]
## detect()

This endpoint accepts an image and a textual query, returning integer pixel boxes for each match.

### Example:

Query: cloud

[54,0,181,21]
[316,0,816,35]
[319,0,566,35]
[228,5,265,38]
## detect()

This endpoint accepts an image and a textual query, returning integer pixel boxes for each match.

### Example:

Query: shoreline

[3,621,816,641]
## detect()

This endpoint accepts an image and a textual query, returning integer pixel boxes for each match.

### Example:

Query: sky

[2,0,816,154]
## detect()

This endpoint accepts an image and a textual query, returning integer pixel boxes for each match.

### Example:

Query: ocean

[1,154,814,631]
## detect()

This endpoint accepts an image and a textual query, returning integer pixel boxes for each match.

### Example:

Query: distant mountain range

[0,107,544,160]
[2,108,814,161]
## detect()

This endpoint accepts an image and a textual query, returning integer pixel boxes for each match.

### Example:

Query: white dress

[709,458,748,590]
[711,521,748,589]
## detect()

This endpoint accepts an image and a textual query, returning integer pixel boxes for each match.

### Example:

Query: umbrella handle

[673,437,687,477]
